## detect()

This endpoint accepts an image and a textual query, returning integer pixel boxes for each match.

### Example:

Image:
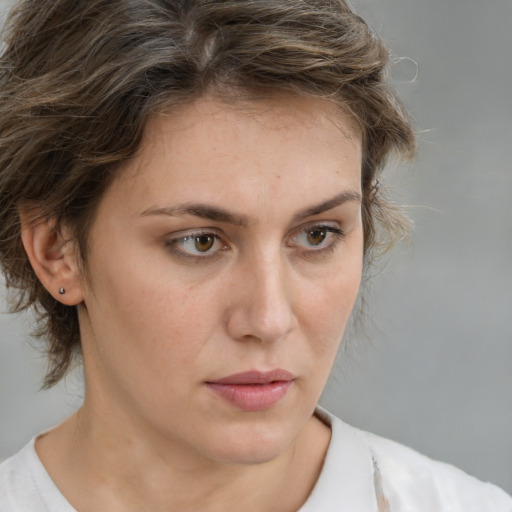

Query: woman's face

[77,94,363,465]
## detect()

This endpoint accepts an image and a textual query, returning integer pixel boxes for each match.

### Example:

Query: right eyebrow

[139,203,249,227]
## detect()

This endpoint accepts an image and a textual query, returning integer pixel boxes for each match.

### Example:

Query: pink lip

[206,370,295,412]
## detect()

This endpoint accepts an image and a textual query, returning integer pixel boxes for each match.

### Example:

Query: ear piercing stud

[58,288,66,295]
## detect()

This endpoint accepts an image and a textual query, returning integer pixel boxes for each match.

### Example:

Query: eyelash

[164,230,227,263]
[288,224,345,259]
[164,224,345,263]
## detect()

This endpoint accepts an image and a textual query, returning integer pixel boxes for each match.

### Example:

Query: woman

[0,0,510,510]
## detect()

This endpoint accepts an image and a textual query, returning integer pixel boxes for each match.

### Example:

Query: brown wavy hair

[0,0,415,387]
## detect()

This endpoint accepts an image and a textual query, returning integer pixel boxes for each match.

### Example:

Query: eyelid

[163,221,345,264]
[164,229,228,261]
[288,222,344,243]
[286,222,346,258]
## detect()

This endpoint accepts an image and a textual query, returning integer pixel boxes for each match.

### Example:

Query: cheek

[145,288,224,367]
[81,262,228,420]
[310,279,358,346]
[91,250,230,372]
[298,251,362,357]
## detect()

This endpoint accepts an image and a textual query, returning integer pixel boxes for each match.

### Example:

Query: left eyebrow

[139,190,361,226]
[292,190,362,222]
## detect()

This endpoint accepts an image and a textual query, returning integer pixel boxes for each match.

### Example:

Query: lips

[206,370,295,411]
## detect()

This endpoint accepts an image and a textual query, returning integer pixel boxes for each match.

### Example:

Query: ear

[20,214,84,306]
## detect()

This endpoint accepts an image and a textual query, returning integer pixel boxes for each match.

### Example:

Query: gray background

[1,0,511,495]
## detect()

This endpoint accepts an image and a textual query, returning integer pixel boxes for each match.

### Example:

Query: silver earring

[58,288,66,295]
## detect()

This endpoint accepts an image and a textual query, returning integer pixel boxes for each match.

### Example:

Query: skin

[22,94,364,511]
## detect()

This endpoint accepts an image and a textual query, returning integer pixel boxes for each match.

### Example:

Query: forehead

[105,94,362,219]
[146,92,361,150]
[137,94,359,166]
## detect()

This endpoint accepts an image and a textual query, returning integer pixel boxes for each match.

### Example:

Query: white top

[1,409,511,511]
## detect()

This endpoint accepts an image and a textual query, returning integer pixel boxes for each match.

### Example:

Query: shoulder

[361,428,511,512]
[320,409,512,512]
[0,438,76,511]
[0,441,36,509]
[0,439,49,510]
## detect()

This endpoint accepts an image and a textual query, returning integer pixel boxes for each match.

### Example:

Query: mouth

[206,370,295,412]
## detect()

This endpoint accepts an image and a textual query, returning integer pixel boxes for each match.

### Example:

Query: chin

[203,422,296,466]
[211,444,288,467]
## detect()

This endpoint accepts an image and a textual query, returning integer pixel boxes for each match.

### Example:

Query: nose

[225,252,296,344]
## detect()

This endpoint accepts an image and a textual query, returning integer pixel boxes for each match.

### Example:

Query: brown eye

[166,231,227,261]
[288,224,345,254]
[194,234,215,252]
[306,229,327,246]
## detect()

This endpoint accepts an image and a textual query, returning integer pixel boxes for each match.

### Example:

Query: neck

[35,398,330,512]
